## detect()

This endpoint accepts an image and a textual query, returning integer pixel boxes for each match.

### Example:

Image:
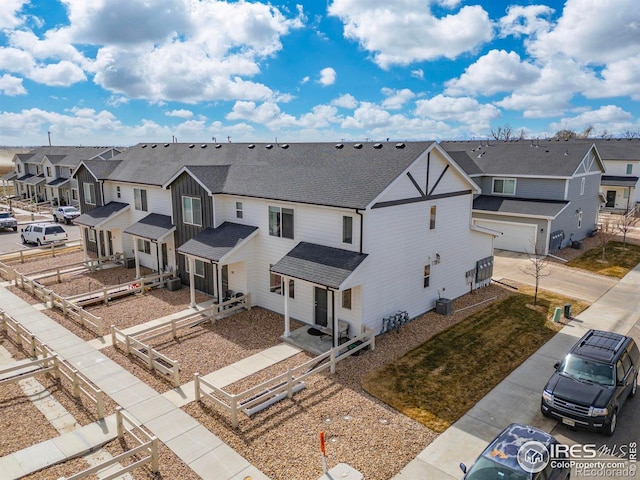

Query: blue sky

[0,0,639,146]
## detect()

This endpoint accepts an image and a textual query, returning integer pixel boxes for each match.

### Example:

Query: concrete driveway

[393,259,640,480]
[492,249,618,303]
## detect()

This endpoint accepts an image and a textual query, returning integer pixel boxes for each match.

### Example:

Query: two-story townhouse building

[10,146,121,204]
[441,140,605,254]
[74,142,496,346]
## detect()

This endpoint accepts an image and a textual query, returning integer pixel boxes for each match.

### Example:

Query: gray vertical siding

[171,172,215,295]
[75,166,104,212]
[477,176,566,200]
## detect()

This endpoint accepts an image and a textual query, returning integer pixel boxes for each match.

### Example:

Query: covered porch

[75,201,130,260]
[1,170,17,199]
[271,241,367,353]
[124,213,176,278]
[17,174,46,202]
[46,177,72,206]
[601,175,638,212]
[177,222,258,309]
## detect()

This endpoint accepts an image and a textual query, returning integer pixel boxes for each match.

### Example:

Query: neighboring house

[74,141,496,342]
[11,146,121,204]
[441,140,605,254]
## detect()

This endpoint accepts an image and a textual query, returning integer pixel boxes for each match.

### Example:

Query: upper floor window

[627,164,633,175]
[269,206,294,239]
[72,189,78,200]
[116,186,121,198]
[17,164,21,173]
[36,166,41,175]
[236,201,243,219]
[182,196,202,226]
[580,177,585,195]
[492,178,516,195]
[134,188,148,211]
[83,183,96,205]
[429,205,437,230]
[46,167,52,177]
[343,216,353,244]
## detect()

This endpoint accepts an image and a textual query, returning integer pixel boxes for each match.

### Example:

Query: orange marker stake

[320,431,327,474]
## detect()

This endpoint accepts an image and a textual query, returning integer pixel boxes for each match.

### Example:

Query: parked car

[460,423,569,479]
[53,206,81,224]
[541,329,639,435]
[0,210,18,232]
[20,223,68,246]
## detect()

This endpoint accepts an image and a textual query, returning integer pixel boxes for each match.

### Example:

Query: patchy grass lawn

[566,241,640,278]
[361,289,588,433]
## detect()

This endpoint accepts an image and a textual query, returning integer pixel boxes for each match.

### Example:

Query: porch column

[283,277,290,337]
[188,256,196,308]
[217,264,223,301]
[81,227,88,263]
[96,230,103,260]
[133,239,140,278]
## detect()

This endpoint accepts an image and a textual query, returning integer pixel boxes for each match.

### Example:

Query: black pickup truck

[541,329,639,435]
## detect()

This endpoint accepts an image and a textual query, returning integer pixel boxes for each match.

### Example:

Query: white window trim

[88,229,96,242]
[137,238,151,254]
[182,196,202,226]
[83,183,95,205]
[134,188,147,211]
[236,201,243,219]
[185,258,205,277]
[580,177,585,195]
[492,177,516,196]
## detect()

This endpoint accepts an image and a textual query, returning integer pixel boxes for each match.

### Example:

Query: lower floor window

[88,229,96,242]
[137,238,151,255]
[424,265,431,288]
[342,289,352,310]
[270,265,282,294]
[185,258,205,277]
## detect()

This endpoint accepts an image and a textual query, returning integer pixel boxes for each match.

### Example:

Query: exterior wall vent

[395,143,405,149]
[373,143,383,149]
[335,143,344,149]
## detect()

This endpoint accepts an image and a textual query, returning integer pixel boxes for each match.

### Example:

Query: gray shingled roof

[17,174,33,182]
[271,242,368,290]
[124,213,175,241]
[75,202,129,228]
[440,140,600,177]
[1,171,17,181]
[601,175,639,187]
[80,159,124,180]
[107,142,436,209]
[177,222,258,262]
[23,174,45,185]
[19,146,121,167]
[473,195,568,218]
[46,177,70,187]
[547,138,640,161]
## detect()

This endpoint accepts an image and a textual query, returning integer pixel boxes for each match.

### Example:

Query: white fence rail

[0,309,105,418]
[195,329,375,428]
[60,407,158,480]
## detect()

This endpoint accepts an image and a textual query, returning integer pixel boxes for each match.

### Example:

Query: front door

[161,243,168,271]
[606,190,616,208]
[222,265,229,296]
[314,287,328,327]
[107,231,113,256]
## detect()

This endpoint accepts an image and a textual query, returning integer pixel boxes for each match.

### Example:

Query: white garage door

[474,219,537,253]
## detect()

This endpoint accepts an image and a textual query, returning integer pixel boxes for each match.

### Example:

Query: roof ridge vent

[265,144,273,149]
[280,143,289,149]
[164,143,170,147]
[200,144,207,148]
[188,144,195,148]
[335,143,344,149]
[248,144,255,149]
[373,143,383,149]
[215,144,222,148]
[141,144,147,148]
[151,144,157,148]
[354,143,363,149]
[395,142,405,149]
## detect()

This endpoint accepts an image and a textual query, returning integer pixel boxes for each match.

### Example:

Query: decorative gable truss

[575,146,606,176]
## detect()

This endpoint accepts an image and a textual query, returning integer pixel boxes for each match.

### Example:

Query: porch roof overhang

[16,174,33,182]
[177,222,258,263]
[124,213,175,242]
[601,175,639,188]
[75,201,129,229]
[1,171,17,181]
[46,177,70,188]
[271,242,368,290]
[23,174,45,186]
[473,195,568,219]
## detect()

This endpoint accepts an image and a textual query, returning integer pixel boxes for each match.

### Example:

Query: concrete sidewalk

[0,286,271,480]
[393,263,640,479]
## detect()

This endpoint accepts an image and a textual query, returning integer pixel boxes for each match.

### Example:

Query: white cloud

[583,56,640,101]
[528,0,640,65]
[341,102,391,130]
[29,61,86,87]
[495,93,573,118]
[332,94,358,109]
[328,0,493,68]
[165,109,194,119]
[0,47,34,75]
[226,101,296,129]
[498,5,554,38]
[381,87,415,110]
[301,76,310,84]
[411,69,424,80]
[318,67,336,86]
[549,105,634,133]
[445,50,540,96]
[0,74,26,96]
[0,0,26,29]
[298,105,340,128]
[414,94,501,132]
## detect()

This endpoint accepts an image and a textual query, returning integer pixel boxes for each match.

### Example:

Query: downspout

[355,209,364,254]
[331,289,337,348]
[100,180,105,206]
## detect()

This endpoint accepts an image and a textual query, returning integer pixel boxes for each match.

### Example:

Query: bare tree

[596,217,620,262]
[553,129,577,140]
[622,129,640,139]
[578,125,594,139]
[520,243,551,306]
[491,124,513,142]
[598,129,613,139]
[617,213,638,249]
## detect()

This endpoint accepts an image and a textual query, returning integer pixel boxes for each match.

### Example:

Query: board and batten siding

[170,172,215,295]
[75,166,104,212]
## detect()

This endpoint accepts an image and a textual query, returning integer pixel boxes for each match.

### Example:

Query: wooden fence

[195,328,375,428]
[0,309,106,419]
[60,407,159,480]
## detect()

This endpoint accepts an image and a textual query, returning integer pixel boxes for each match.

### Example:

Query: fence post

[111,325,116,348]
[53,355,60,381]
[103,287,108,305]
[125,335,131,355]
[172,360,180,388]
[96,390,105,419]
[140,277,145,294]
[72,369,80,397]
[368,328,375,351]
[20,250,24,264]
[62,298,67,316]
[151,437,159,473]
[56,266,61,283]
[171,318,177,339]
[116,407,124,439]
[287,368,293,398]
[330,348,336,374]
[231,396,239,429]
[194,373,201,402]
[147,346,154,370]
